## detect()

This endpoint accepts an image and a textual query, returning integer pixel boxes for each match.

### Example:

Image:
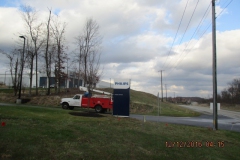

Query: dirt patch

[69,112,105,117]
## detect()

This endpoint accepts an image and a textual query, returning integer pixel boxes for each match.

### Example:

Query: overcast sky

[0,0,239,98]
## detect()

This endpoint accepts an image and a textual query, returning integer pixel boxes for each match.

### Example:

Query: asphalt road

[130,105,240,132]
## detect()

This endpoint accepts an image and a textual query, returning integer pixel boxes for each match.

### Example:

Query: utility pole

[212,0,218,130]
[165,84,167,101]
[158,70,164,102]
[157,92,160,116]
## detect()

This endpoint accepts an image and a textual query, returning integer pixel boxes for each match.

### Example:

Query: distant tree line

[1,5,102,96]
[218,78,240,104]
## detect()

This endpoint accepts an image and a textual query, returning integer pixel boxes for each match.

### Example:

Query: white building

[0,71,113,89]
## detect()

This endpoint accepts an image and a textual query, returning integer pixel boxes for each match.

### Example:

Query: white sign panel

[210,103,220,110]
[114,79,130,89]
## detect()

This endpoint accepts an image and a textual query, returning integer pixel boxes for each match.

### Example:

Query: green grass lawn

[198,103,240,112]
[0,88,201,117]
[1,105,240,160]
[99,88,200,117]
[0,88,14,94]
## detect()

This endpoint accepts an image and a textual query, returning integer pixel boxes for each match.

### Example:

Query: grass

[0,88,14,94]
[0,105,240,160]
[0,88,200,117]
[221,105,240,112]
[198,103,240,112]
[98,88,200,117]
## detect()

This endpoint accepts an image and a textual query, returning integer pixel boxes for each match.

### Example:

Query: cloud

[0,7,25,50]
[101,29,240,97]
[101,32,171,63]
[0,0,239,98]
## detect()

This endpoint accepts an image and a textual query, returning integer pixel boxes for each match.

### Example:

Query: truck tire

[95,105,102,113]
[62,103,69,109]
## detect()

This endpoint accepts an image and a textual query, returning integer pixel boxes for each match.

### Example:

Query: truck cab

[60,94,82,110]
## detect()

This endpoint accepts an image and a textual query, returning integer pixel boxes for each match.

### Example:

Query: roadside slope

[0,88,200,117]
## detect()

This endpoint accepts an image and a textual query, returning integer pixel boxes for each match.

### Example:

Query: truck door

[72,95,81,106]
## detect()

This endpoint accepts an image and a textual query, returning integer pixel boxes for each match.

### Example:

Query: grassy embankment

[198,103,240,112]
[0,105,240,159]
[0,88,200,117]
[100,88,200,117]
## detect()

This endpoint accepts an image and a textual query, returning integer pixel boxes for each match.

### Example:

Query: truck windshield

[73,95,80,99]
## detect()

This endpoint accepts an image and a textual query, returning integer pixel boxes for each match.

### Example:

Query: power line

[178,0,200,48]
[216,0,233,19]
[161,0,190,69]
[172,24,211,70]
[170,0,233,69]
[194,4,212,39]
[164,0,200,70]
[170,2,212,69]
[157,0,234,89]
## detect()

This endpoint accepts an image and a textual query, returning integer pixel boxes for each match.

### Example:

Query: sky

[0,0,239,98]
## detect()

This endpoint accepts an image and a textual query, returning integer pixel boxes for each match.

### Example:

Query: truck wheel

[62,103,69,109]
[95,105,102,113]
[69,106,74,110]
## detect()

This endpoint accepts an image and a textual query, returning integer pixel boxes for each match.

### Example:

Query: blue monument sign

[113,79,130,117]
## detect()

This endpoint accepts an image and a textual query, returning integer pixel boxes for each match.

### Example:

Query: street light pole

[17,36,26,103]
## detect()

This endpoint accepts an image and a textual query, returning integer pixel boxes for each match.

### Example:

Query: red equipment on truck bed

[60,87,113,113]
[81,95,113,112]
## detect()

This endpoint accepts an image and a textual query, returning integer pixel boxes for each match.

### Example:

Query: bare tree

[220,78,240,104]
[24,39,35,88]
[85,50,102,93]
[228,79,240,104]
[77,18,102,90]
[72,18,102,112]
[51,16,67,93]
[1,49,22,96]
[74,35,84,88]
[42,9,53,95]
[20,5,44,96]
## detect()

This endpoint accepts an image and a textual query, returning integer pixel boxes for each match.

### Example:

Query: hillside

[96,88,200,117]
[0,88,200,117]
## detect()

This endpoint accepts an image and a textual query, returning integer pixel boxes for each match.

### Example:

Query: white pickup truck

[60,94,82,110]
[60,87,113,112]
